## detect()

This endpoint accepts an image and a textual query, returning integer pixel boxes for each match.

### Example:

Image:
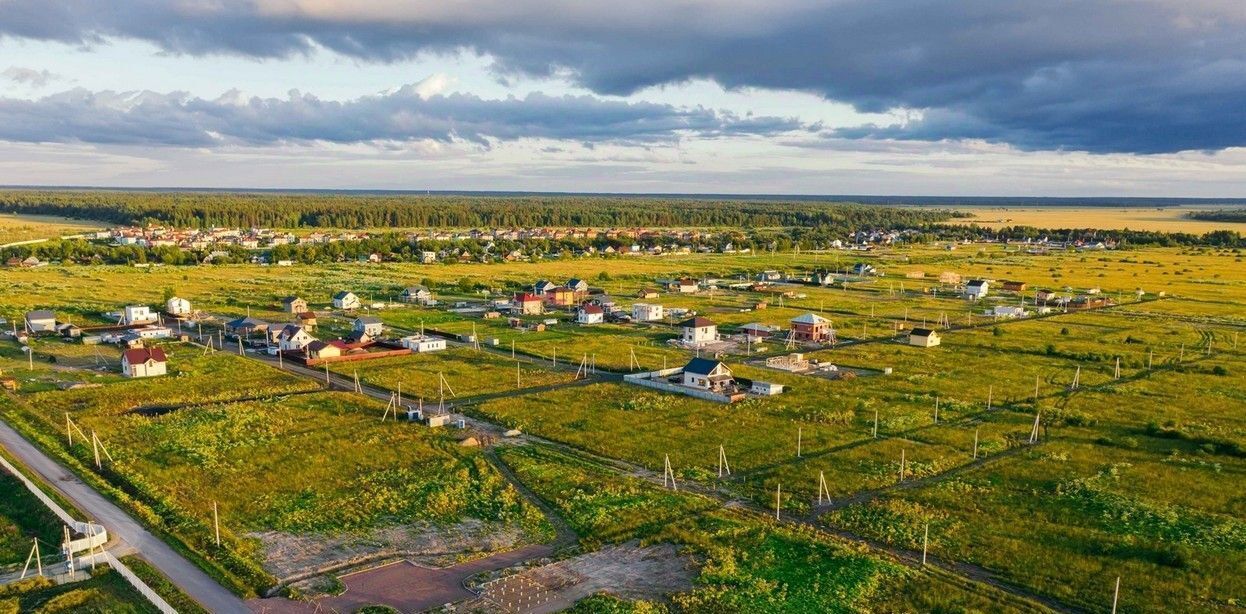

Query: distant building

[547,287,577,307]
[679,316,718,346]
[225,316,268,337]
[401,285,435,305]
[909,328,942,347]
[790,313,833,343]
[121,347,167,378]
[332,291,361,310]
[632,303,664,322]
[165,297,192,316]
[739,322,778,339]
[964,280,989,301]
[305,340,345,360]
[682,358,734,392]
[400,335,447,353]
[354,316,384,337]
[24,310,56,333]
[123,305,158,326]
[514,293,544,315]
[566,278,589,294]
[282,296,308,314]
[1001,280,1027,292]
[533,280,557,295]
[576,304,604,325]
[278,325,316,351]
[852,263,877,276]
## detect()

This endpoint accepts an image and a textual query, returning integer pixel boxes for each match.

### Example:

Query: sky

[1,1,1245,196]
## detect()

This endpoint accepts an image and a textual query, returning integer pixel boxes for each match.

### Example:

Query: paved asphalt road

[0,418,249,613]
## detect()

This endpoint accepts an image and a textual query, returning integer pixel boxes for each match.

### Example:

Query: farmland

[0,237,1242,612]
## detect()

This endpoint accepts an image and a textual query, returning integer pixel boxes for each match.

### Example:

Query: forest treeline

[0,190,964,230]
[1186,209,1246,223]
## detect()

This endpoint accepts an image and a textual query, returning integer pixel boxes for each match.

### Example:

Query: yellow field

[0,213,103,246]
[953,206,1245,233]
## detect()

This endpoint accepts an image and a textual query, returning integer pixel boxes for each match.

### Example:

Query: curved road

[0,418,248,613]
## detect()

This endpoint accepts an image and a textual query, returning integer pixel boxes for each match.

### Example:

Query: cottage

[1001,280,1028,292]
[750,381,785,396]
[400,335,447,353]
[566,278,589,294]
[852,262,877,276]
[631,303,664,322]
[419,251,437,264]
[165,297,192,316]
[278,325,316,351]
[123,305,158,326]
[57,323,82,338]
[514,293,544,315]
[332,291,361,310]
[225,316,268,337]
[296,311,318,329]
[282,296,308,314]
[533,280,557,295]
[1035,289,1058,303]
[739,322,778,339]
[672,278,699,293]
[635,288,659,299]
[682,358,734,392]
[964,279,989,300]
[24,310,56,333]
[353,315,385,337]
[679,316,718,346]
[547,287,577,307]
[121,347,167,378]
[305,340,346,360]
[908,328,942,347]
[1068,296,1110,311]
[990,305,1028,319]
[401,285,435,305]
[790,313,833,343]
[576,304,605,325]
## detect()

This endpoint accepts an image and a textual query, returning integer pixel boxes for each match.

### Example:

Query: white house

[631,303,665,322]
[121,347,167,378]
[332,291,361,310]
[400,335,447,353]
[24,310,56,333]
[990,305,1028,319]
[305,340,345,360]
[165,297,192,316]
[964,280,989,301]
[750,381,785,396]
[679,316,718,346]
[566,278,589,293]
[576,304,604,325]
[353,316,384,337]
[135,325,173,340]
[682,358,734,392]
[401,285,435,305]
[123,305,158,326]
[908,328,942,347]
[278,325,316,351]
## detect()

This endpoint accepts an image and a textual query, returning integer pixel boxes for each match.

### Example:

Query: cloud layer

[2,1,1244,153]
[0,83,804,147]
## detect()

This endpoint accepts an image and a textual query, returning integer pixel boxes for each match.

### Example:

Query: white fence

[0,452,177,612]
[623,368,736,403]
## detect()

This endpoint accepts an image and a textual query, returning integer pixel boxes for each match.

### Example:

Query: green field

[0,241,1243,610]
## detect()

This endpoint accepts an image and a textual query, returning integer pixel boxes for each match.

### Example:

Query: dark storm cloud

[0,86,805,146]
[1,1,1243,153]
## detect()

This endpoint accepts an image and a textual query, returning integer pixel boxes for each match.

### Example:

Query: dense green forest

[0,190,963,230]
[1187,209,1246,223]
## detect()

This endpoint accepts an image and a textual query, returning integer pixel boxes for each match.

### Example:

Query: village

[0,237,1238,614]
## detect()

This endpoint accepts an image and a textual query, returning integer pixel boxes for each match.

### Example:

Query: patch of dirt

[252,518,531,582]
[471,542,696,613]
